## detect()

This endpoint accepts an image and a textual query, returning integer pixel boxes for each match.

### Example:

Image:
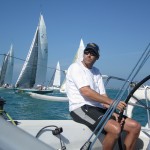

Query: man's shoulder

[92,66,103,76]
[69,62,81,69]
[67,62,83,77]
[92,66,100,72]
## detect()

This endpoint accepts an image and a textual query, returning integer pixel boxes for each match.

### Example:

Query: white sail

[35,14,48,86]
[0,44,14,86]
[72,38,85,63]
[59,77,66,93]
[16,14,48,88]
[15,27,38,88]
[48,61,61,90]
[60,39,85,93]
[52,61,61,88]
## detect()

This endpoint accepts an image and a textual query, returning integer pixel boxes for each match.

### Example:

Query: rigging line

[88,43,150,149]
[130,48,150,80]
[107,44,150,117]
[127,49,150,88]
[0,54,66,73]
[104,45,150,121]
[137,52,150,71]
[94,44,150,133]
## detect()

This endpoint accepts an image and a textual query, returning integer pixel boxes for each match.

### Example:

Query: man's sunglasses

[84,50,97,57]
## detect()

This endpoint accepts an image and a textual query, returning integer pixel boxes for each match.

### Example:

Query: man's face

[83,50,98,68]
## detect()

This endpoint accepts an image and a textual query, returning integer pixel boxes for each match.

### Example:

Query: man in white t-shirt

[66,43,141,150]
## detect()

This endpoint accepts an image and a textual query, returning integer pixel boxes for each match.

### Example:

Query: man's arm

[80,86,126,111]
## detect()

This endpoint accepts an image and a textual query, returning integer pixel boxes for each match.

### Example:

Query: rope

[0,110,16,125]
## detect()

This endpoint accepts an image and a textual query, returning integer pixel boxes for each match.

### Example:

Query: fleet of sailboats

[0,18,85,95]
[0,44,14,89]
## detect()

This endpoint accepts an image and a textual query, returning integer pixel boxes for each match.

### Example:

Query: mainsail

[0,44,14,86]
[15,14,48,88]
[60,38,85,93]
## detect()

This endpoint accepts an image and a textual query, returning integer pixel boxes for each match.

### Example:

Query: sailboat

[0,44,14,89]
[60,38,85,93]
[48,61,61,91]
[15,14,52,94]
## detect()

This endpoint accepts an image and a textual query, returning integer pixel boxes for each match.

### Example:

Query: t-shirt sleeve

[98,76,106,94]
[95,67,106,95]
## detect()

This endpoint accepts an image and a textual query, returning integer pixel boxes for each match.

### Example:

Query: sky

[0,0,150,85]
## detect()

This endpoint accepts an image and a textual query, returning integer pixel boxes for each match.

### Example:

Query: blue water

[0,89,148,126]
[0,89,70,120]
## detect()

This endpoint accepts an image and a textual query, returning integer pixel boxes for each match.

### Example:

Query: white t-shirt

[66,62,106,111]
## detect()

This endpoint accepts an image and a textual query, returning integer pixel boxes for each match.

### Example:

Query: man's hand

[116,101,126,112]
[113,113,125,126]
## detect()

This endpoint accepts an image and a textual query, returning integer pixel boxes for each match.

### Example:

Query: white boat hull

[17,120,150,150]
[28,92,69,102]
[14,88,53,94]
[0,87,14,91]
[0,117,51,150]
[0,115,149,150]
[18,120,102,150]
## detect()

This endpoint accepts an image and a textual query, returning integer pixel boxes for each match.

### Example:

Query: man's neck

[81,61,92,69]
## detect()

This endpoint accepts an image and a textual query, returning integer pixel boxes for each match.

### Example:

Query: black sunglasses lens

[84,51,90,55]
[84,51,96,57]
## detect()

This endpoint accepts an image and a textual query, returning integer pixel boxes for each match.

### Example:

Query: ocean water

[0,88,148,127]
[0,89,70,120]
